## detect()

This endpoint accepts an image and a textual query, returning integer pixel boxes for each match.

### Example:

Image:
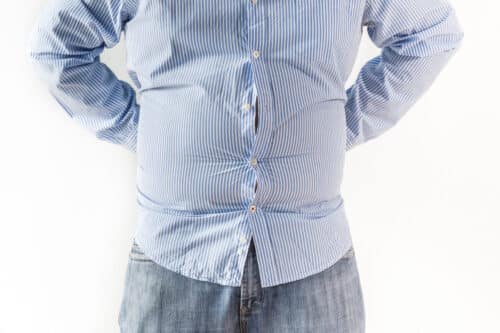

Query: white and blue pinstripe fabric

[28,0,464,287]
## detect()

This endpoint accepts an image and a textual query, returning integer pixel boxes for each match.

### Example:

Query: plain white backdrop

[1,0,498,332]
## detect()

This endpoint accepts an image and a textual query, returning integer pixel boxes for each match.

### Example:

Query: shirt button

[249,204,257,213]
[239,235,247,244]
[250,157,258,167]
[242,103,251,111]
[252,50,260,59]
[237,248,244,255]
[251,0,257,4]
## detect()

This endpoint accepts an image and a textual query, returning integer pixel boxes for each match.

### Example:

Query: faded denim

[118,238,365,332]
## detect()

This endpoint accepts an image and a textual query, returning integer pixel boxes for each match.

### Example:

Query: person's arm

[27,0,140,153]
[345,0,464,151]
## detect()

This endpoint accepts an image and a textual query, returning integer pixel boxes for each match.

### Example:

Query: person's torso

[123,0,365,215]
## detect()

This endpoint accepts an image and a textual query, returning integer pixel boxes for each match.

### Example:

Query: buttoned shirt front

[28,0,464,287]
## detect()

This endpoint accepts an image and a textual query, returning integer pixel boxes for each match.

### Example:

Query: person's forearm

[27,0,140,153]
[345,0,464,151]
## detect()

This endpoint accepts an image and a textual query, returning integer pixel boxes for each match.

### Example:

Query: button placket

[239,235,247,244]
[237,234,247,256]
[249,204,257,213]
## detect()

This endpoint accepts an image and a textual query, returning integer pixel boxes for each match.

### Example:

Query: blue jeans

[118,238,365,332]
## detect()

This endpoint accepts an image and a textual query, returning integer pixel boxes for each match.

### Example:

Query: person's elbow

[27,20,59,84]
[390,3,465,59]
[27,21,87,94]
[440,4,465,53]
[27,25,46,69]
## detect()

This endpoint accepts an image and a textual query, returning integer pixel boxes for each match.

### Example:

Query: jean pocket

[129,240,154,263]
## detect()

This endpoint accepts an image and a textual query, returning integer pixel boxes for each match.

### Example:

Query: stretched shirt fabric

[28,0,464,287]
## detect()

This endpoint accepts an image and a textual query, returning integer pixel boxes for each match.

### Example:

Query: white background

[1,0,498,332]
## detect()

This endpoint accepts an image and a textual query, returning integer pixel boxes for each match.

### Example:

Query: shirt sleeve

[344,0,464,151]
[27,0,140,153]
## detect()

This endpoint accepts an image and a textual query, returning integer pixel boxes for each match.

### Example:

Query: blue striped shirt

[28,0,464,287]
